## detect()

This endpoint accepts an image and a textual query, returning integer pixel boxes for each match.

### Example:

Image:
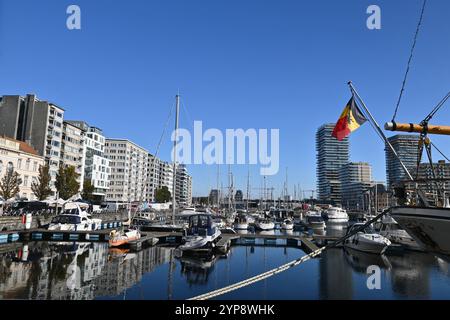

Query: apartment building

[61,121,86,191]
[0,94,65,194]
[65,121,110,201]
[0,136,45,200]
[105,139,148,203]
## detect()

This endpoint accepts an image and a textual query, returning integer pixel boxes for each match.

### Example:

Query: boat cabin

[186,214,217,237]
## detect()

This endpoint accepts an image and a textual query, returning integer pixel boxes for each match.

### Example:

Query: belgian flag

[332,97,367,141]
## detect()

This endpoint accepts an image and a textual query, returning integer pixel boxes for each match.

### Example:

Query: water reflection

[178,254,219,285]
[319,248,353,299]
[1,241,450,300]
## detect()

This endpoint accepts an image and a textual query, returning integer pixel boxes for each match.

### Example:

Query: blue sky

[1,0,449,197]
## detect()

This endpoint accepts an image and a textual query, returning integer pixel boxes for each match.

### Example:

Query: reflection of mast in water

[167,249,175,300]
[263,246,267,299]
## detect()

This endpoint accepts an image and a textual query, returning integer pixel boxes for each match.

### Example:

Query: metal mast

[172,94,180,224]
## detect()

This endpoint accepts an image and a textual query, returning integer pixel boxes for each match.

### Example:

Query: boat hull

[255,222,275,230]
[344,237,389,255]
[390,206,450,255]
[234,223,249,230]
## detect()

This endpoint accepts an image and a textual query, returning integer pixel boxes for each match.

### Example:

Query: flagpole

[347,81,414,182]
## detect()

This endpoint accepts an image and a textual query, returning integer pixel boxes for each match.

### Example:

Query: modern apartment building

[0,136,45,200]
[339,162,373,211]
[61,121,86,191]
[146,154,161,202]
[158,160,174,195]
[316,123,349,205]
[105,139,148,203]
[0,94,65,194]
[175,164,192,207]
[66,121,110,201]
[385,134,420,187]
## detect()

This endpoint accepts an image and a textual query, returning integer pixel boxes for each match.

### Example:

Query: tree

[55,165,80,200]
[82,180,95,202]
[155,186,171,203]
[0,169,22,200]
[31,164,53,200]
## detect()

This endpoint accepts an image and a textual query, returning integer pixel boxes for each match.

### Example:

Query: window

[7,162,13,173]
[24,176,29,187]
[33,162,38,172]
[0,160,2,174]
[17,159,22,169]
[26,159,30,171]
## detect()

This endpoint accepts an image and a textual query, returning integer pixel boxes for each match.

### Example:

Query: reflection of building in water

[94,247,172,297]
[0,258,32,299]
[0,242,110,300]
[387,253,434,299]
[319,248,353,299]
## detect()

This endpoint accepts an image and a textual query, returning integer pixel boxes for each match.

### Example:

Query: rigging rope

[189,210,388,300]
[391,0,428,122]
[431,141,450,163]
[422,90,450,124]
[153,101,175,159]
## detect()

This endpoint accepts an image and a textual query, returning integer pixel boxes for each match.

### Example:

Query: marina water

[1,225,450,300]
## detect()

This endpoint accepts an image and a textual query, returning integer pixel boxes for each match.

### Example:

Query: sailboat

[109,202,141,248]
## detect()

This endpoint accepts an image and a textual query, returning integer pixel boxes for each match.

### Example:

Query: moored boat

[281,219,294,230]
[178,214,221,253]
[325,207,349,222]
[344,223,391,254]
[109,228,141,248]
[255,218,275,231]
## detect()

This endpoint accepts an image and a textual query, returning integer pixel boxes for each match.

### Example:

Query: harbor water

[1,226,450,300]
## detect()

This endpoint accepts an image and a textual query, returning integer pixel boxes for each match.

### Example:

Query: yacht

[307,216,326,229]
[305,210,321,218]
[255,218,275,231]
[233,215,249,230]
[344,223,391,254]
[48,202,102,231]
[325,207,349,222]
[281,219,294,230]
[178,214,221,253]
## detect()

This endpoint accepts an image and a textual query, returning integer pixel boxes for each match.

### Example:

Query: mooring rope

[188,210,388,300]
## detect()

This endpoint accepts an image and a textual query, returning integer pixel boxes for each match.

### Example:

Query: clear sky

[1,0,449,197]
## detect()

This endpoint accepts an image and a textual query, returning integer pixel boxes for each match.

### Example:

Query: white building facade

[0,137,45,200]
[105,139,148,203]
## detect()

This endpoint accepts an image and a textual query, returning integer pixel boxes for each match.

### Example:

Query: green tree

[55,165,80,200]
[155,186,171,203]
[0,169,22,200]
[31,164,53,200]
[82,180,95,202]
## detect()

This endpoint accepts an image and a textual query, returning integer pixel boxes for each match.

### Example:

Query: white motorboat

[255,219,275,231]
[344,223,391,254]
[325,207,349,222]
[281,219,294,230]
[390,206,450,255]
[233,215,249,230]
[178,214,221,252]
[305,210,321,218]
[307,216,326,229]
[378,215,422,251]
[48,202,102,231]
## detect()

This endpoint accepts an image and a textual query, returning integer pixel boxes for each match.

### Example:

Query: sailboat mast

[246,168,250,211]
[172,94,180,224]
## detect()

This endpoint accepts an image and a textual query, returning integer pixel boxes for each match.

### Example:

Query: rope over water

[188,210,388,301]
